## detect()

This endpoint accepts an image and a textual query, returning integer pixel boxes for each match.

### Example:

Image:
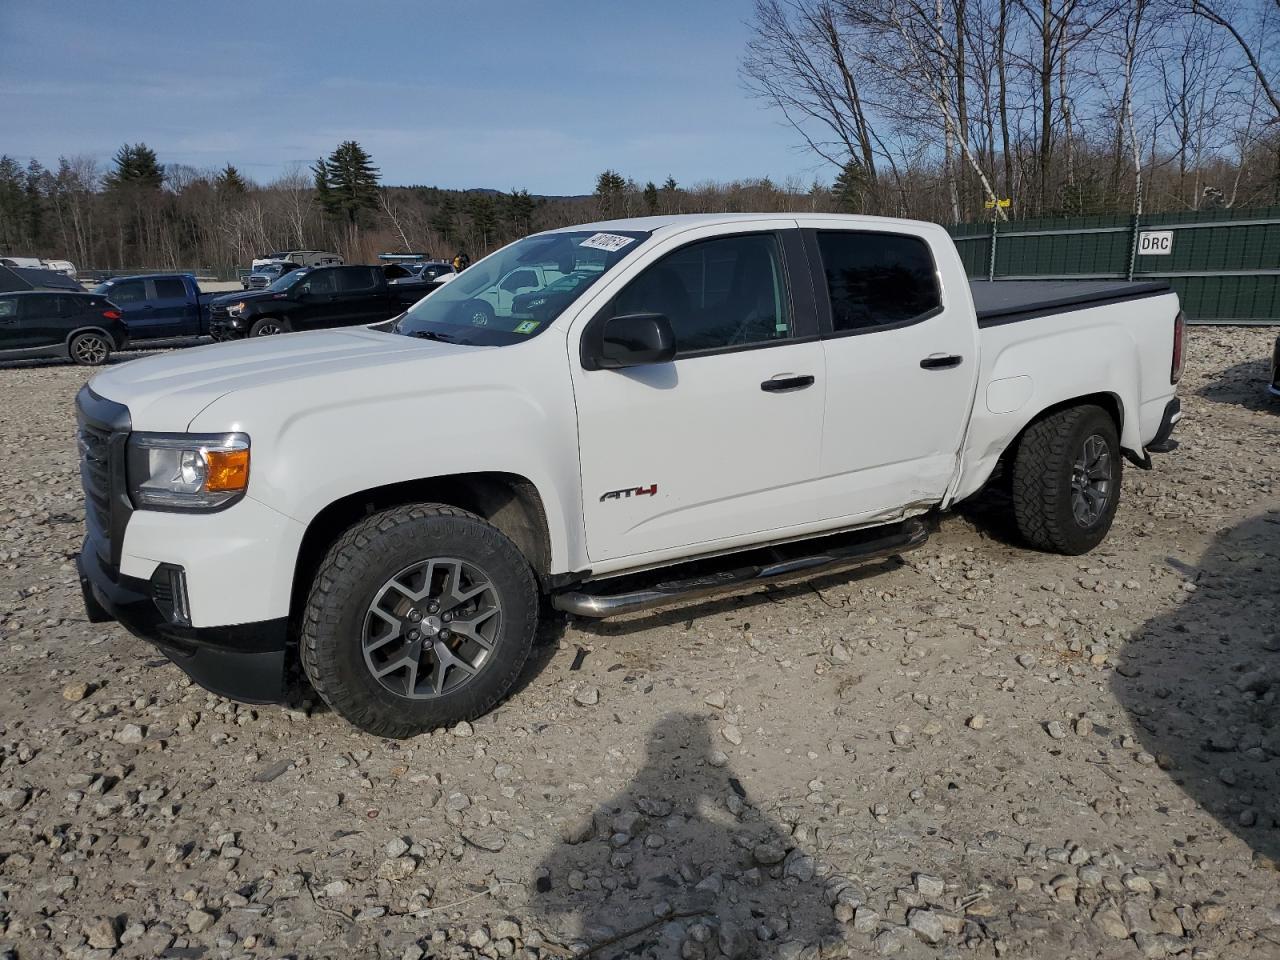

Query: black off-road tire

[300,504,539,738]
[1012,404,1122,555]
[250,316,290,337]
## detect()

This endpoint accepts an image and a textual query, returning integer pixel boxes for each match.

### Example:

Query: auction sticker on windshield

[579,233,636,252]
[513,320,540,334]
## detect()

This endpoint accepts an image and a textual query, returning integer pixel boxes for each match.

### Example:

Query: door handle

[761,374,816,393]
[920,354,962,370]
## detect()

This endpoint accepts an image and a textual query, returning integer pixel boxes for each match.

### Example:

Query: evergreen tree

[642,181,659,214]
[0,156,26,249]
[312,141,380,227]
[431,195,458,243]
[661,175,679,213]
[503,189,536,236]
[103,143,164,191]
[216,164,248,195]
[465,193,498,249]
[831,158,868,212]
[594,169,627,218]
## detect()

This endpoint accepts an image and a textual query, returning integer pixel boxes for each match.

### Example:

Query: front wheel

[1012,404,1122,555]
[300,504,539,738]
[69,331,111,366]
[250,316,290,337]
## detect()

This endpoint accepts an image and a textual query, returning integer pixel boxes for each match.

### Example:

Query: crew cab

[208,264,432,338]
[75,214,1184,738]
[93,273,216,341]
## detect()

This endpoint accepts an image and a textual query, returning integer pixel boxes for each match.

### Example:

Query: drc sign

[1137,230,1174,255]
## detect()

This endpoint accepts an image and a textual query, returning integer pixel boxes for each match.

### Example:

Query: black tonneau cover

[970,280,1171,328]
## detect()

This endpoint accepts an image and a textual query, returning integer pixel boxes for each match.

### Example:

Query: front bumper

[208,315,247,338]
[77,541,289,704]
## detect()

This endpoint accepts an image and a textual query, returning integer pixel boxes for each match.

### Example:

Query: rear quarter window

[816,231,941,333]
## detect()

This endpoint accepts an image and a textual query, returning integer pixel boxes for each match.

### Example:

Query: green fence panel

[945,206,1280,324]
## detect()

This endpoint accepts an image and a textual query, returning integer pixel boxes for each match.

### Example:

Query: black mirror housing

[590,313,676,370]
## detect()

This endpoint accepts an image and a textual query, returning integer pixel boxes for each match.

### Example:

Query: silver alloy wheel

[72,334,108,364]
[361,557,503,699]
[1070,434,1112,527]
[253,321,283,336]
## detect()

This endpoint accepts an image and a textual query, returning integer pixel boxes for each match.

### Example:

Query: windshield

[392,230,648,346]
[266,268,308,292]
[254,264,284,276]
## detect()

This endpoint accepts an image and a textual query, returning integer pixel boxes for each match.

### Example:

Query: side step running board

[551,519,929,618]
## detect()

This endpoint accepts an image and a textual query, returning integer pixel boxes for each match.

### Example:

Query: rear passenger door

[149,276,197,337]
[105,279,155,338]
[798,224,979,522]
[333,267,387,325]
[19,293,64,348]
[0,295,35,349]
[293,269,341,329]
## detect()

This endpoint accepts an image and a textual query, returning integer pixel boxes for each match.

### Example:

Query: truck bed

[970,280,1171,328]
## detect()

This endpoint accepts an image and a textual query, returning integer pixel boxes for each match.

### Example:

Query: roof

[543,211,943,238]
[0,265,83,293]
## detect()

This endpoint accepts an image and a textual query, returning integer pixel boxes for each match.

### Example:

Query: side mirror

[593,313,676,369]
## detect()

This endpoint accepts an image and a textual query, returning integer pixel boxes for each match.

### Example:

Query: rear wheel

[250,316,290,337]
[69,331,111,366]
[1012,404,1122,555]
[300,504,539,738]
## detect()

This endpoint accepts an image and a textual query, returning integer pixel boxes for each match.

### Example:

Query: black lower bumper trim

[1146,397,1181,453]
[77,542,288,705]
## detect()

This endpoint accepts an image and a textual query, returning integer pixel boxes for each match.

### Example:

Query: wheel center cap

[421,614,443,636]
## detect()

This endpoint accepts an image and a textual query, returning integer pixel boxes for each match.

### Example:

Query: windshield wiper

[404,329,469,345]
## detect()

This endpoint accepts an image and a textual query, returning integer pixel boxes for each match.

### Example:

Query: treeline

[6,0,1280,275]
[743,0,1280,221]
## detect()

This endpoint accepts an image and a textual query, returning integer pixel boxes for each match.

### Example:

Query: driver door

[571,224,827,565]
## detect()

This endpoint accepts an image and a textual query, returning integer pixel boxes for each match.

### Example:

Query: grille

[247,276,269,289]
[209,303,230,321]
[75,386,131,569]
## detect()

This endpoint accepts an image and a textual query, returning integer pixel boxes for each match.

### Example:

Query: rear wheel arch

[64,325,118,350]
[289,472,553,623]
[999,391,1124,469]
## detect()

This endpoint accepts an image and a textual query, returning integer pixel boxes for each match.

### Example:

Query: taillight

[102,309,121,320]
[1171,310,1186,384]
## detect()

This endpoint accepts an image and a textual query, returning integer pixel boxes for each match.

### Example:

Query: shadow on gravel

[1113,512,1280,867]
[532,712,843,957]
[1196,357,1278,413]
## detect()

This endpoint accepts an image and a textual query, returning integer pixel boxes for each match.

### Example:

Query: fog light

[150,563,191,625]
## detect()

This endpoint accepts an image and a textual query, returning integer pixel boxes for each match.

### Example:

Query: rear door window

[815,231,941,333]
[337,267,378,292]
[153,277,187,300]
[20,293,59,317]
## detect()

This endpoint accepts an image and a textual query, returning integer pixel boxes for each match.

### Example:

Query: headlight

[126,433,250,511]
[228,302,246,316]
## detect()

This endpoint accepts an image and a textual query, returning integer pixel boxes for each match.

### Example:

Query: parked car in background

[209,264,432,338]
[384,260,456,285]
[0,290,126,365]
[251,250,343,270]
[93,273,217,341]
[241,260,303,291]
[75,214,1185,734]
[0,264,84,293]
[0,257,77,277]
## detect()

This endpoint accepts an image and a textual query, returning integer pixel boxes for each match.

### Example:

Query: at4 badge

[600,484,658,503]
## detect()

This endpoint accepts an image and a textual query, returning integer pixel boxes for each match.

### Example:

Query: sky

[0,0,827,195]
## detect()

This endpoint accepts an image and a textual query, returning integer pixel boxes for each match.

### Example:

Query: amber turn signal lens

[204,448,250,492]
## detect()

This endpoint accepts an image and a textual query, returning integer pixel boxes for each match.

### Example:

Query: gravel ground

[0,328,1277,960]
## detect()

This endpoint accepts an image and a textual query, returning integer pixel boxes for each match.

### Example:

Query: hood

[210,289,277,306]
[89,327,472,431]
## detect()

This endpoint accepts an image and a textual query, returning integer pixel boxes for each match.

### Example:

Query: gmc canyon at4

[75,214,1184,737]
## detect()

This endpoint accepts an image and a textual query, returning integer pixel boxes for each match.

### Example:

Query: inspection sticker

[579,232,636,252]
[513,320,541,334]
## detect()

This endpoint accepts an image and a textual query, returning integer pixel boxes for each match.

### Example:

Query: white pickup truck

[75,214,1184,737]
